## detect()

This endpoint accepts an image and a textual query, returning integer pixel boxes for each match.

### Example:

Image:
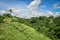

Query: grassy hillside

[0,22,51,40]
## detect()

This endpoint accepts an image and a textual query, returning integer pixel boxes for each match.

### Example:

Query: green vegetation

[0,14,60,40]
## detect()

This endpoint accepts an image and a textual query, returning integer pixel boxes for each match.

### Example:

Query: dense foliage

[0,14,60,40]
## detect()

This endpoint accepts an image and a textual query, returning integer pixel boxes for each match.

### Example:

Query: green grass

[0,22,52,40]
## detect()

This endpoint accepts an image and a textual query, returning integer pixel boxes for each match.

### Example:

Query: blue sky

[39,0,60,12]
[0,0,60,12]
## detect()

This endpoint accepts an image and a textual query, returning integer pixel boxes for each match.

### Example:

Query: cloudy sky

[0,0,60,18]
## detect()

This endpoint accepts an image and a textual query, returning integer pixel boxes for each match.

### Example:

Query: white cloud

[54,12,60,17]
[41,11,54,17]
[27,0,41,10]
[53,3,60,9]
[0,10,6,15]
[0,8,60,19]
[27,0,41,18]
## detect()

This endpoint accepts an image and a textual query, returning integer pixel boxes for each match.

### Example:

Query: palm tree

[9,9,12,13]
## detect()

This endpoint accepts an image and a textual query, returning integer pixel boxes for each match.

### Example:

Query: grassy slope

[0,17,52,40]
[0,22,52,40]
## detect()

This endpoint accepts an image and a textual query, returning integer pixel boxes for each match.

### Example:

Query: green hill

[0,22,51,40]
